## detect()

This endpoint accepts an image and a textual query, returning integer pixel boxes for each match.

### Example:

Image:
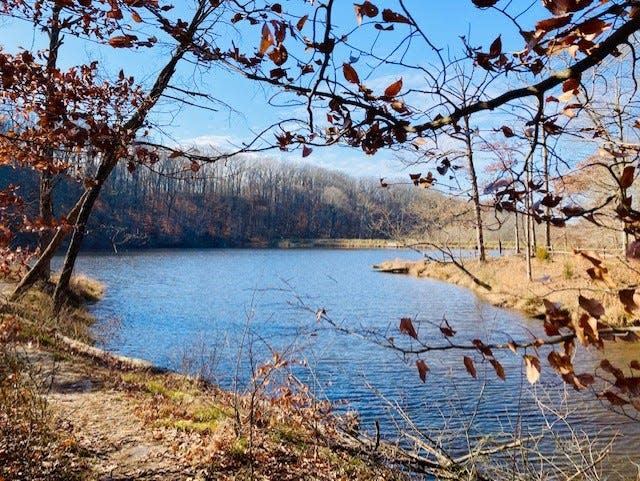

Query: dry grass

[67,274,105,302]
[48,273,105,304]
[376,252,640,324]
[0,326,89,480]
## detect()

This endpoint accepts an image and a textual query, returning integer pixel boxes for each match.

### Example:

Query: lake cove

[74,248,640,478]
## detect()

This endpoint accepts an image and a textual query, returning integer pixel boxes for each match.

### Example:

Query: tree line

[0,153,442,250]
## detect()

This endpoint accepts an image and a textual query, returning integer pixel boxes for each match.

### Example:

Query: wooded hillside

[1,154,450,249]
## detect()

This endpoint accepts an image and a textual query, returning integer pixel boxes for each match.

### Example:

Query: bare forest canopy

[0,156,457,250]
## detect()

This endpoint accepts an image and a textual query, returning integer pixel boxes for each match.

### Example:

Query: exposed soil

[27,347,211,481]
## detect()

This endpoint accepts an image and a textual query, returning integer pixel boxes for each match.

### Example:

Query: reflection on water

[69,249,640,477]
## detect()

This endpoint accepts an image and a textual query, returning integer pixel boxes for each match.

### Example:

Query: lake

[71,248,640,478]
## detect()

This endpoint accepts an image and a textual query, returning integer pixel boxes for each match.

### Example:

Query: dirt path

[32,349,209,481]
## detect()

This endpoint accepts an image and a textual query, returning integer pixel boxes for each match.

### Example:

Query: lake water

[72,249,640,478]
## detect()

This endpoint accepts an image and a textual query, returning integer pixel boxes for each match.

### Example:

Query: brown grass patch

[376,252,640,324]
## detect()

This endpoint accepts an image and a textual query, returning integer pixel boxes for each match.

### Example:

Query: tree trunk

[524,148,533,281]
[35,4,63,281]
[463,116,486,261]
[37,171,54,279]
[54,157,117,310]
[542,130,551,250]
[52,10,200,311]
[514,212,521,254]
[11,191,89,301]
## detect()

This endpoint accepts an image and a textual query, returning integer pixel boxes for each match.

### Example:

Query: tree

[4,0,640,414]
[0,1,284,308]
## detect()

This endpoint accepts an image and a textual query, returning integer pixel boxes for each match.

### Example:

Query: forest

[1,154,447,249]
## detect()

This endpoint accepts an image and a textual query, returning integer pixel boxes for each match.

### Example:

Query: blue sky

[1,1,554,180]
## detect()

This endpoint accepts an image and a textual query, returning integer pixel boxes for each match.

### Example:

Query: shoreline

[374,252,637,324]
[1,281,408,481]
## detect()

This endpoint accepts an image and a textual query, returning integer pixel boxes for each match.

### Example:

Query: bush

[536,246,551,261]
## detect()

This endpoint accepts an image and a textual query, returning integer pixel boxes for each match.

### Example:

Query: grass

[17,287,98,345]
[377,251,640,324]
[68,274,105,302]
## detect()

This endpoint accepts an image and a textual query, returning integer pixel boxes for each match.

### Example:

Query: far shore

[59,237,538,252]
[374,251,639,324]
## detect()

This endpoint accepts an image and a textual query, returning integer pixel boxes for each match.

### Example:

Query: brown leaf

[268,44,288,66]
[416,359,429,383]
[620,165,635,189]
[342,63,360,84]
[489,35,502,58]
[562,77,580,92]
[506,341,517,354]
[296,15,308,31]
[600,359,624,380]
[523,355,541,384]
[619,289,637,314]
[354,1,378,24]
[490,358,506,380]
[384,78,403,97]
[573,249,603,267]
[439,326,456,337]
[108,35,135,48]
[472,0,498,7]
[536,14,573,33]
[500,125,515,138]
[627,240,640,261]
[302,145,313,158]
[399,317,418,340]
[463,356,477,379]
[578,295,605,319]
[381,9,411,24]
[543,299,571,328]
[549,351,574,375]
[543,0,594,16]
[575,373,595,386]
[472,339,493,357]
[631,360,640,371]
[598,390,629,406]
[576,17,610,35]
[258,23,274,56]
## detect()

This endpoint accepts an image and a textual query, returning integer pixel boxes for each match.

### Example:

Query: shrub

[536,246,551,261]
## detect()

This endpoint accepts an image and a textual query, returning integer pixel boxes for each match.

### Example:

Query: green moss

[173,419,218,433]
[193,404,230,422]
[144,379,188,400]
[121,372,142,384]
